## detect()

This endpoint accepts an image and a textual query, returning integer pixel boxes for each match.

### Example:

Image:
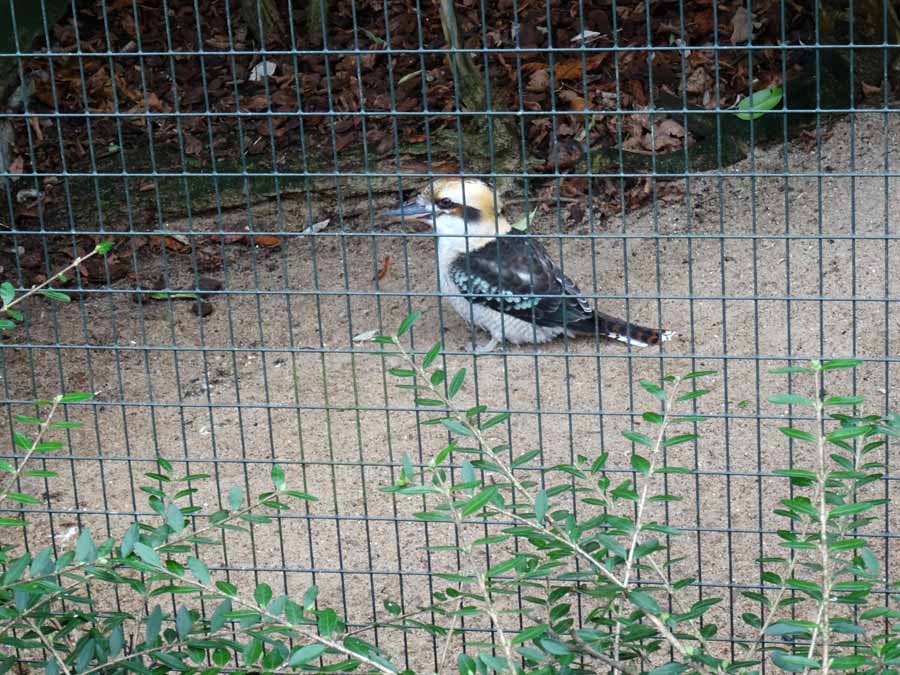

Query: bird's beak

[385,195,433,220]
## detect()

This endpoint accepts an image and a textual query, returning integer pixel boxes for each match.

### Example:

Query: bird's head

[386,178,510,247]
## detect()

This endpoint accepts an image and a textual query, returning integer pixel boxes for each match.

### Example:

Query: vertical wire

[281,0,325,635]
[303,0,353,621]
[220,0,264,592]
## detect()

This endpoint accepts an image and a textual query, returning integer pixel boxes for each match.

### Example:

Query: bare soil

[3,111,899,670]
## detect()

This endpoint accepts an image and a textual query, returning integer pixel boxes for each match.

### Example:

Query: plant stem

[0,395,61,507]
[1,246,103,315]
[25,616,72,675]
[808,370,832,675]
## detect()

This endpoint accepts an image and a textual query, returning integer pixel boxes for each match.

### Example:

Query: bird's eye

[437,198,454,209]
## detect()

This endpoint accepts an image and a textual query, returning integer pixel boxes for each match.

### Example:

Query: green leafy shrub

[2,297,899,674]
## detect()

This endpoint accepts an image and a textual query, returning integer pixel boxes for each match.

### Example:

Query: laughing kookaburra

[387,178,674,353]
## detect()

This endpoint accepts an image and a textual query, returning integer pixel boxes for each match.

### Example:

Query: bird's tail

[569,312,674,347]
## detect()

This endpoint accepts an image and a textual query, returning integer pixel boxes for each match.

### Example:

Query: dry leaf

[685,67,710,95]
[183,133,203,156]
[558,90,588,111]
[527,69,550,92]
[377,255,392,280]
[730,7,752,44]
[253,235,282,247]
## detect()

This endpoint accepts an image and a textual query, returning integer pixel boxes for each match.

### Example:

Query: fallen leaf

[376,255,392,280]
[149,235,192,253]
[684,67,710,95]
[252,235,282,247]
[7,156,24,175]
[249,60,278,82]
[555,60,585,81]
[730,7,752,44]
[183,133,203,156]
[302,218,330,234]
[861,81,881,97]
[558,89,588,111]
[527,69,550,92]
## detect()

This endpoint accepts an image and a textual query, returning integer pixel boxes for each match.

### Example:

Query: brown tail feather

[570,312,672,347]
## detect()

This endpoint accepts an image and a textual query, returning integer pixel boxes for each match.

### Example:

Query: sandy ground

[2,111,899,669]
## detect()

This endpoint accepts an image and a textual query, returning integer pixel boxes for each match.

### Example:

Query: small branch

[571,632,640,675]
[0,395,61,507]
[809,370,832,675]
[25,616,72,675]
[2,245,105,316]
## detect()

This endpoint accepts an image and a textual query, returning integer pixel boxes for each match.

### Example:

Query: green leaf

[187,556,211,585]
[271,464,286,491]
[779,426,816,443]
[145,605,163,646]
[458,654,477,675]
[829,499,887,519]
[485,557,520,578]
[3,492,40,505]
[534,490,548,524]
[133,542,162,567]
[120,523,139,557]
[630,590,660,615]
[480,412,509,430]
[0,517,26,527]
[826,426,871,442]
[768,394,815,407]
[243,638,263,666]
[317,608,338,637]
[39,289,71,302]
[166,503,185,532]
[773,469,817,481]
[770,651,820,672]
[829,655,867,670]
[228,485,243,510]
[175,605,193,639]
[639,380,666,400]
[735,86,783,120]
[630,454,651,473]
[95,241,115,255]
[397,311,422,336]
[0,281,14,306]
[255,582,273,607]
[440,418,473,437]
[676,389,709,402]
[769,365,811,374]
[512,624,548,644]
[422,341,442,368]
[622,430,652,447]
[389,368,416,378]
[75,528,97,563]
[821,358,862,371]
[510,206,538,231]
[60,391,93,403]
[290,644,327,666]
[648,664,690,675]
[304,584,319,610]
[540,638,570,656]
[461,486,498,516]
[663,433,697,447]
[0,319,14,329]
[448,368,466,398]
[824,395,864,406]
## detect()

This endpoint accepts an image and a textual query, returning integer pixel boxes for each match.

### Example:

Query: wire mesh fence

[1,0,899,670]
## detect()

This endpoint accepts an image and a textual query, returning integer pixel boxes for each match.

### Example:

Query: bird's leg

[470,336,499,354]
